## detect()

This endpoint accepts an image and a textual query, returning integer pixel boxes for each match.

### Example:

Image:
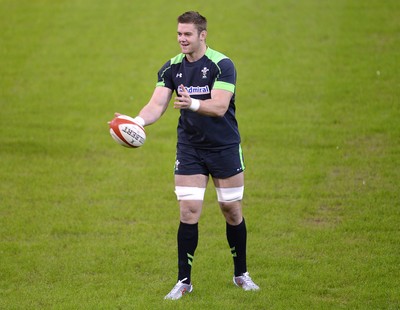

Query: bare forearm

[193,98,229,117]
[138,103,166,126]
[136,87,172,126]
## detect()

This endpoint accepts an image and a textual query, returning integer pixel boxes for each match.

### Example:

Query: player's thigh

[212,172,244,188]
[212,173,244,225]
[175,174,208,223]
[175,174,209,187]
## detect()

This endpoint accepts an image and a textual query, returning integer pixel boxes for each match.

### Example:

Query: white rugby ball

[109,115,146,148]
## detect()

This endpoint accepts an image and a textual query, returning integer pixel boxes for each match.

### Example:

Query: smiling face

[177,23,207,62]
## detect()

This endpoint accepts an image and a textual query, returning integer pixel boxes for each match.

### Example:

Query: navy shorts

[174,144,245,179]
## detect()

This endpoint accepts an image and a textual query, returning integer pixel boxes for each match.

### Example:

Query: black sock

[177,222,198,284]
[226,218,247,276]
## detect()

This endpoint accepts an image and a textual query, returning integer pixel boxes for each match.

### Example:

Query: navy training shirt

[156,47,241,149]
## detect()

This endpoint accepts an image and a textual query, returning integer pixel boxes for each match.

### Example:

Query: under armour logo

[176,73,183,78]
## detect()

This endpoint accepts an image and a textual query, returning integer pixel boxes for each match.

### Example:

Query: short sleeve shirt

[157,47,240,149]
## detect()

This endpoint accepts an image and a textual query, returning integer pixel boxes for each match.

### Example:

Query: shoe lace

[169,278,188,295]
[241,273,256,287]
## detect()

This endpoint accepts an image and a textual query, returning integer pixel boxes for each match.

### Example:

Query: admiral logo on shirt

[178,85,210,95]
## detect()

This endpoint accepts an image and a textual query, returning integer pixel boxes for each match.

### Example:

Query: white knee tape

[175,186,206,201]
[216,186,244,202]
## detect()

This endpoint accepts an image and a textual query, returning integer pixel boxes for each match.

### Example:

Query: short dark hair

[177,11,207,33]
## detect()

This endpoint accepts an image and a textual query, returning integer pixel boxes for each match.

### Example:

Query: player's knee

[219,201,243,225]
[179,200,203,223]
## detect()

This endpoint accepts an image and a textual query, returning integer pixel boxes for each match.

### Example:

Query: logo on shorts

[175,160,180,171]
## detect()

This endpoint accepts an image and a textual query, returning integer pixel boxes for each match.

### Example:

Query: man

[116,11,259,300]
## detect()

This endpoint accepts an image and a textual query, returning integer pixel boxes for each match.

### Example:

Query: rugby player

[119,11,259,300]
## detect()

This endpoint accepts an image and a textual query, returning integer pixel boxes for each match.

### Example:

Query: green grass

[1,0,399,309]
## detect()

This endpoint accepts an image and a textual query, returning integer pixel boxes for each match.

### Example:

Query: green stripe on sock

[230,246,237,258]
[187,253,194,266]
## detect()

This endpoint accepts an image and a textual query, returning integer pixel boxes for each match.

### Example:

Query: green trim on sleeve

[213,81,235,93]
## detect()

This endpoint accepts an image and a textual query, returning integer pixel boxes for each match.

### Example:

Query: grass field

[1,0,399,309]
